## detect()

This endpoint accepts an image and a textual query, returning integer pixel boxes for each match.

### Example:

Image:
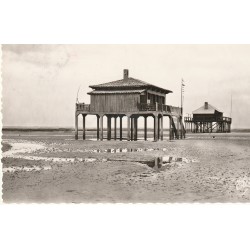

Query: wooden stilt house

[184,102,232,133]
[75,69,185,141]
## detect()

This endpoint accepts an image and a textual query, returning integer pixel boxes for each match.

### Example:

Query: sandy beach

[2,131,250,203]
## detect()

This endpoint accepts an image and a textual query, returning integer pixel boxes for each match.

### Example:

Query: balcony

[184,116,232,123]
[76,103,90,112]
[138,103,182,115]
[76,102,182,116]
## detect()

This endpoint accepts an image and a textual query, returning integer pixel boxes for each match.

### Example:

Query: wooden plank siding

[90,93,141,112]
[193,113,223,122]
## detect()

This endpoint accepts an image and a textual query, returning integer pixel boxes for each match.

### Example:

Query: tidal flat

[2,131,250,203]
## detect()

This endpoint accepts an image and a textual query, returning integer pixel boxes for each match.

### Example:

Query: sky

[2,44,250,129]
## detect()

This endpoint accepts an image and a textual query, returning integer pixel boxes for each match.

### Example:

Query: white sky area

[2,44,250,129]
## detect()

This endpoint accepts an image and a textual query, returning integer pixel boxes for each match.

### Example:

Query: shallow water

[2,140,198,173]
[3,165,52,173]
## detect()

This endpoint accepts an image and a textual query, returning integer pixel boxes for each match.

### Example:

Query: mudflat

[2,131,250,203]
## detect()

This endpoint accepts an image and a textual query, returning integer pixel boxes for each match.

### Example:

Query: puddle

[3,153,99,164]
[109,156,198,172]
[3,165,52,173]
[2,140,198,172]
[141,156,198,171]
[67,147,175,154]
[2,141,46,157]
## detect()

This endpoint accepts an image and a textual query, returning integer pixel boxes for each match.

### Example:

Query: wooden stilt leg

[82,114,86,140]
[75,114,78,140]
[100,115,103,141]
[158,116,160,139]
[154,114,158,141]
[96,115,100,140]
[169,116,171,140]
[114,116,117,140]
[176,117,180,139]
[107,116,111,140]
[160,115,163,140]
[127,115,131,141]
[144,116,147,141]
[180,117,183,139]
[134,117,138,141]
[131,117,134,141]
[120,116,123,141]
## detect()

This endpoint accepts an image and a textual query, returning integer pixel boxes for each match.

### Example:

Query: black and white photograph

[2,44,250,203]
[2,1,250,249]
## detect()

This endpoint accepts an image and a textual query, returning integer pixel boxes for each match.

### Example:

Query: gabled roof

[88,89,146,95]
[89,77,172,94]
[192,103,222,114]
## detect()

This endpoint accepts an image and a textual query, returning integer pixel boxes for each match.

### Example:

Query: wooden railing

[184,116,232,123]
[138,103,182,115]
[222,117,232,122]
[76,102,182,115]
[139,103,158,111]
[76,103,90,112]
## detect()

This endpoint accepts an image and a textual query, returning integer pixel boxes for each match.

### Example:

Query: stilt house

[184,102,232,133]
[75,69,185,141]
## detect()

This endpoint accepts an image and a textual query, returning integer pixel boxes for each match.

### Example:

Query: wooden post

[131,117,134,141]
[107,116,111,140]
[153,116,155,140]
[82,114,86,140]
[144,116,147,141]
[154,114,159,141]
[180,117,183,139]
[169,116,172,140]
[96,115,100,140]
[120,116,123,141]
[75,114,78,140]
[100,115,103,141]
[134,116,138,141]
[160,115,163,140]
[127,115,131,141]
[158,116,160,139]
[114,116,117,140]
[176,116,180,139]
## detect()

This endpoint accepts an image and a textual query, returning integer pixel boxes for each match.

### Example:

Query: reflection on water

[3,165,52,173]
[87,147,169,154]
[151,156,198,172]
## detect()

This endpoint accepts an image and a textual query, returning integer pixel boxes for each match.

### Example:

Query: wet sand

[2,131,250,203]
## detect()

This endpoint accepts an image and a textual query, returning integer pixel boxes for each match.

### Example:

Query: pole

[100,115,103,141]
[127,115,131,141]
[181,79,185,139]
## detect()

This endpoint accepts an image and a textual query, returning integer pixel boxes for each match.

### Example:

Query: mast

[76,86,81,103]
[181,78,185,118]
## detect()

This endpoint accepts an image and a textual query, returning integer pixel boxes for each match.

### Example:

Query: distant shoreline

[2,127,250,133]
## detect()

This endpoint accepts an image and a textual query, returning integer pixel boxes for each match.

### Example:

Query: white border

[1,0,250,250]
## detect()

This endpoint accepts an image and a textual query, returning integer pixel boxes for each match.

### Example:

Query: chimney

[123,69,129,80]
[204,102,208,109]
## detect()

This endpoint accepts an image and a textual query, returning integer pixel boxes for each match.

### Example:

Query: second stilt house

[184,102,232,133]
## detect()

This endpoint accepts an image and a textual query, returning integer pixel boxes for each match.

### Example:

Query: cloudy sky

[2,44,250,128]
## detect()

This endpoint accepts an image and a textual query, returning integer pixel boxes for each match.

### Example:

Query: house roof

[88,89,146,95]
[89,77,172,94]
[192,103,222,114]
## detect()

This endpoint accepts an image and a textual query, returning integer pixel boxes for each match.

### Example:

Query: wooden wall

[193,112,223,122]
[90,93,140,112]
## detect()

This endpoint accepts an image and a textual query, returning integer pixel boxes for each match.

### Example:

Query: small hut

[184,102,232,133]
